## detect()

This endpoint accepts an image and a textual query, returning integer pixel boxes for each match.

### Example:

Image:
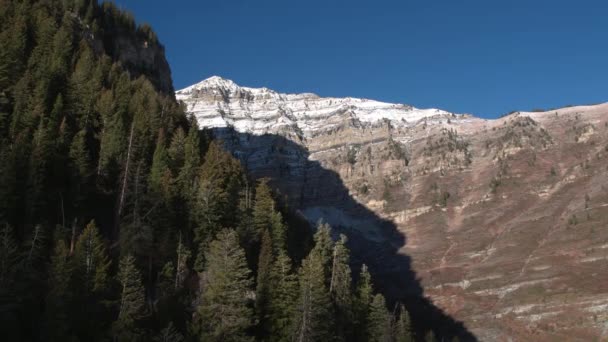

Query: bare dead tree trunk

[27,225,40,261]
[116,122,135,239]
[330,246,337,293]
[133,163,142,225]
[70,218,77,255]
[298,279,311,342]
[97,126,104,176]
[59,192,65,230]
[148,252,152,291]
[175,231,182,290]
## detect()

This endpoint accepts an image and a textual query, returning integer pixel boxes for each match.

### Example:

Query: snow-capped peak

[176,76,467,138]
[176,75,241,94]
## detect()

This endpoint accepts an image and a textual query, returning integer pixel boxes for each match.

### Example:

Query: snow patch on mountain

[176,76,466,137]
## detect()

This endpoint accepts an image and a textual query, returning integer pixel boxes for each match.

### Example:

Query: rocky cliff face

[178,77,608,340]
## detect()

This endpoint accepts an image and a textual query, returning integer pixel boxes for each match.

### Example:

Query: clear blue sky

[114,0,607,118]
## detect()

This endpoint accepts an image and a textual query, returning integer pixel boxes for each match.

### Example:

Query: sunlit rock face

[179,77,608,341]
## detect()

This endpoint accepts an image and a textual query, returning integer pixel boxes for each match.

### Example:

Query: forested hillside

[0,1,424,341]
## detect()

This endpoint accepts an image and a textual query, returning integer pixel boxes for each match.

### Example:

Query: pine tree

[193,142,244,271]
[96,73,129,181]
[149,130,173,200]
[67,41,101,131]
[25,224,48,266]
[156,261,174,301]
[0,224,21,341]
[354,264,373,342]
[269,210,286,253]
[147,131,175,264]
[393,304,413,342]
[294,231,334,342]
[49,13,75,84]
[71,220,111,340]
[43,236,74,341]
[330,234,353,341]
[168,126,186,172]
[68,129,92,213]
[177,120,200,198]
[368,294,392,342]
[313,221,334,285]
[252,179,274,235]
[112,254,146,342]
[425,331,438,342]
[268,251,298,342]
[0,14,27,93]
[193,176,222,271]
[196,229,253,342]
[255,229,273,337]
[27,120,54,221]
[0,224,19,291]
[174,232,190,291]
[236,180,256,267]
[154,322,184,342]
[73,220,110,294]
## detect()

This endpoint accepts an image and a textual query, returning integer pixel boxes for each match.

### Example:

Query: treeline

[0,1,435,341]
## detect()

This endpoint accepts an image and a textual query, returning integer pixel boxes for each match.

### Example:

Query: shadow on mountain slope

[214,128,477,341]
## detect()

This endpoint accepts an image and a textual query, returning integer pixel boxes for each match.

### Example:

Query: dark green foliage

[294,233,333,342]
[193,141,245,271]
[312,221,334,285]
[174,232,191,292]
[268,251,298,341]
[195,229,254,342]
[347,145,358,165]
[256,229,273,335]
[177,118,202,197]
[568,214,578,226]
[43,236,74,341]
[354,264,374,341]
[439,190,450,207]
[393,304,413,342]
[71,220,111,340]
[253,179,275,237]
[73,221,111,295]
[387,137,409,165]
[154,322,184,342]
[425,331,439,342]
[112,254,147,342]
[368,294,392,342]
[331,235,354,341]
[0,224,22,339]
[149,131,173,200]
[0,224,19,291]
[489,176,501,194]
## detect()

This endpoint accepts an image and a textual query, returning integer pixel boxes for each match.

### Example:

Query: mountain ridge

[176,76,474,139]
[177,76,608,131]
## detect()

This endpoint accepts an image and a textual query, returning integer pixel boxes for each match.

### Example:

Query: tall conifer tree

[368,294,392,342]
[112,254,146,342]
[294,225,334,342]
[196,229,253,342]
[255,229,273,337]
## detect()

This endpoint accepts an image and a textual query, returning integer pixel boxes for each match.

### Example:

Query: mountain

[179,76,608,340]
[0,2,470,340]
[176,76,470,138]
